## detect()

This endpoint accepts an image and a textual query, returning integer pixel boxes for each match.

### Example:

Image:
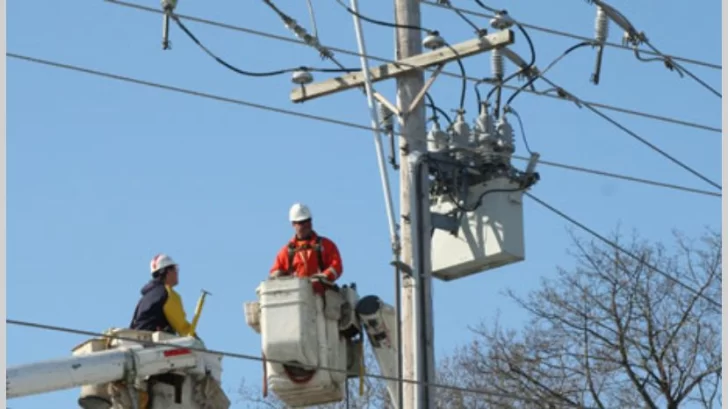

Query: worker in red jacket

[270,203,343,295]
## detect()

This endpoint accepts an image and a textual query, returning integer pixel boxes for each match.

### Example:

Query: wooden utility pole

[393,0,427,407]
[286,7,515,406]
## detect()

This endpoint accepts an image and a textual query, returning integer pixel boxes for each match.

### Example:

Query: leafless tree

[446,228,722,409]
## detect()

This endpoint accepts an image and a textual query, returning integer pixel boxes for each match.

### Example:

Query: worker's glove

[310,273,334,296]
[310,272,333,284]
[269,270,289,280]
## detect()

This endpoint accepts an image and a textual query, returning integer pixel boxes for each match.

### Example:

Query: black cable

[540,75,722,191]
[439,0,487,35]
[443,42,468,111]
[506,41,591,107]
[334,0,433,33]
[106,0,722,134]
[525,193,721,309]
[10,52,719,199]
[173,17,359,77]
[470,5,537,113]
[425,92,438,119]
[504,106,533,155]
[641,41,721,99]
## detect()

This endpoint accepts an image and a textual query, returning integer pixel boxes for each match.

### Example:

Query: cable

[511,154,719,198]
[6,319,597,407]
[103,0,721,134]
[583,0,721,99]
[332,0,468,111]
[172,16,358,77]
[334,0,432,34]
[524,193,721,309]
[261,0,351,70]
[539,75,721,191]
[8,52,720,199]
[437,0,487,36]
[420,0,720,71]
[304,0,319,39]
[503,107,533,155]
[425,92,454,127]
[506,41,592,107]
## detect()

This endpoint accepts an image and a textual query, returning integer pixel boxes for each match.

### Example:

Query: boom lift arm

[7,328,231,409]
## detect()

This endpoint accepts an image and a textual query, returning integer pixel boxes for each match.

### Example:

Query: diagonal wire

[102,0,721,135]
[5,318,600,408]
[525,193,721,309]
[420,0,721,70]
[537,75,721,191]
[7,52,721,200]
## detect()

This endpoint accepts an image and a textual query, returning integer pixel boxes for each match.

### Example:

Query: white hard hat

[150,253,177,274]
[289,203,312,222]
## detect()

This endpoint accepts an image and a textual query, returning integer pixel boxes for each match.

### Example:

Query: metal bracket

[430,212,459,234]
[390,260,414,276]
[405,64,445,118]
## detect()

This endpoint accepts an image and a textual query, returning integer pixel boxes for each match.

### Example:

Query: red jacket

[270,232,343,282]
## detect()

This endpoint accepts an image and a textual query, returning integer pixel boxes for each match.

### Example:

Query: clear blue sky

[7,0,722,407]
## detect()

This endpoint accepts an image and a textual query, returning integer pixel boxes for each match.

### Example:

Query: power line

[5,318,597,408]
[7,52,720,200]
[525,193,721,309]
[103,0,721,135]
[420,0,721,71]
[533,74,721,191]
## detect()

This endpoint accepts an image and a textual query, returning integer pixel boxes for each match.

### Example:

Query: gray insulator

[292,70,314,85]
[495,116,515,154]
[378,102,394,130]
[450,114,471,154]
[491,48,504,79]
[423,33,446,50]
[595,6,609,43]
[427,123,449,153]
[490,11,514,30]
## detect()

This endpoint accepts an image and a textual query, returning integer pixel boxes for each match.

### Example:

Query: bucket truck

[6,327,231,409]
[244,276,401,408]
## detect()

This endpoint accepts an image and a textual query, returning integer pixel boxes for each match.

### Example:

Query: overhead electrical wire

[103,0,721,134]
[540,74,721,191]
[332,0,468,111]
[505,41,592,107]
[6,319,602,408]
[172,15,358,76]
[526,193,721,309]
[420,0,721,71]
[461,6,720,192]
[582,0,721,99]
[7,52,720,200]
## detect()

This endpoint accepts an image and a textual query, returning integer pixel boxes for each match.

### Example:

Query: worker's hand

[311,280,327,295]
[269,270,289,280]
[310,273,333,296]
[310,272,333,284]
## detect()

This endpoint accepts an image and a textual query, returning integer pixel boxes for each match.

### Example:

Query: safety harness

[287,236,325,274]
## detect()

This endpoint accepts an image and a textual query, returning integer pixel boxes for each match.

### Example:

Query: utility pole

[392,0,433,409]
[286,10,515,408]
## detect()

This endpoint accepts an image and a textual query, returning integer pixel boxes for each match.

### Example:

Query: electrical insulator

[591,5,609,85]
[450,112,471,158]
[427,121,449,153]
[423,32,446,50]
[494,115,515,162]
[291,69,314,85]
[489,10,514,30]
[491,48,504,79]
[594,6,609,43]
[472,103,493,150]
[378,102,394,132]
